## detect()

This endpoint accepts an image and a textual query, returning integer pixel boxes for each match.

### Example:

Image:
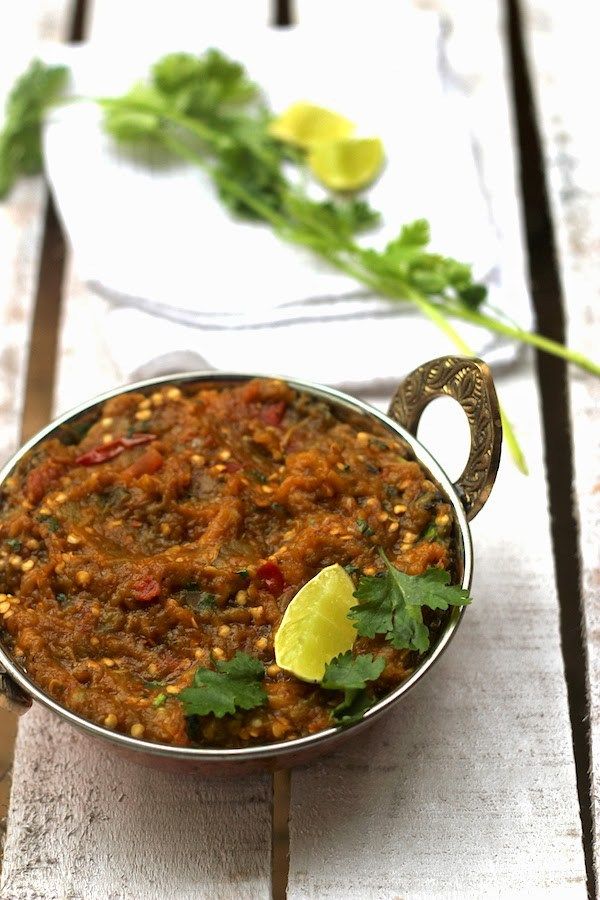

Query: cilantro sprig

[179,651,267,718]
[4,52,600,475]
[321,651,385,726]
[349,550,470,653]
[0,60,68,198]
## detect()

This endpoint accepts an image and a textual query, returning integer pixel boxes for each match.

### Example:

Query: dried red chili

[256,561,285,596]
[75,433,156,466]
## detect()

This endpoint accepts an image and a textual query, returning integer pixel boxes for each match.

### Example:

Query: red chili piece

[256,561,285,597]
[75,433,157,465]
[131,576,161,602]
[260,401,286,427]
[224,459,243,473]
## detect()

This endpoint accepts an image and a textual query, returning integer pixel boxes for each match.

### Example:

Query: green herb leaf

[321,651,385,692]
[321,651,385,727]
[6,538,21,552]
[349,550,470,653]
[38,514,60,533]
[153,692,167,707]
[180,589,216,611]
[330,689,374,726]
[179,651,266,718]
[356,518,374,537]
[421,522,438,542]
[0,60,68,199]
[250,470,267,484]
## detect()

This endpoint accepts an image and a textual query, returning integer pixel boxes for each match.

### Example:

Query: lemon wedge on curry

[308,137,385,192]
[274,564,357,682]
[268,102,355,149]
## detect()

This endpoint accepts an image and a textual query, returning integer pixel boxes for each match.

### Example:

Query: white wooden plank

[287,1,587,895]
[519,0,600,879]
[2,708,272,900]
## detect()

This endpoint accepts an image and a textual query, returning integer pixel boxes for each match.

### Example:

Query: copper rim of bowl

[0,371,473,763]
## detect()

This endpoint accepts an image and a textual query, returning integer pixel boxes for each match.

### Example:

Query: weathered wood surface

[520,0,600,880]
[286,0,587,895]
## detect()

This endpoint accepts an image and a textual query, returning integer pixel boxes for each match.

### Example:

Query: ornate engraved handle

[388,356,502,521]
[0,667,31,715]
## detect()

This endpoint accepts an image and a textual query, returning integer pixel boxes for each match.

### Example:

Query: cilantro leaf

[356,518,374,537]
[321,651,385,692]
[0,60,68,198]
[321,651,385,727]
[179,651,266,718]
[349,550,470,653]
[331,689,374,726]
[180,589,216,611]
[152,50,258,111]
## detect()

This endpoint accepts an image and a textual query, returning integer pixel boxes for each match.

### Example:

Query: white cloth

[42,3,530,388]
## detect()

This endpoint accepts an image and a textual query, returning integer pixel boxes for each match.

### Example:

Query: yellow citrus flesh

[308,137,385,191]
[274,564,357,683]
[268,102,355,149]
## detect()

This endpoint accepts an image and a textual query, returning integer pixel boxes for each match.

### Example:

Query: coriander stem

[441,301,600,376]
[306,248,529,473]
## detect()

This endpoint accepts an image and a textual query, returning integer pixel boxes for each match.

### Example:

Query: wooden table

[0,1,597,897]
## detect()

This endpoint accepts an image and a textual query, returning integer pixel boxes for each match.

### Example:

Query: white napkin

[42,1,530,389]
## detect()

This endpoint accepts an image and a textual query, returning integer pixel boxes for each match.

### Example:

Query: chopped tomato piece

[131,576,161,602]
[224,459,243,473]
[257,561,285,596]
[25,462,63,504]
[123,446,163,479]
[260,402,286,427]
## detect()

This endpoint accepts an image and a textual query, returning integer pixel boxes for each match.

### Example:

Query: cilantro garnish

[321,651,385,727]
[3,52,600,475]
[356,518,374,537]
[250,470,267,484]
[6,538,21,552]
[180,588,216,611]
[153,692,167,707]
[179,652,267,718]
[349,550,470,653]
[0,60,68,199]
[38,514,60,532]
[421,522,438,542]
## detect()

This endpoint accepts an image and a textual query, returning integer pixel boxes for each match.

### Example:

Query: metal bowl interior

[0,371,473,769]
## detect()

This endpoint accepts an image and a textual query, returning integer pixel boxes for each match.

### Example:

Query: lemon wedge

[268,102,355,149]
[274,564,357,683]
[308,137,385,192]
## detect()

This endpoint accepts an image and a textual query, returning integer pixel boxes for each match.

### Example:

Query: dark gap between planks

[270,3,293,897]
[507,1,596,896]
